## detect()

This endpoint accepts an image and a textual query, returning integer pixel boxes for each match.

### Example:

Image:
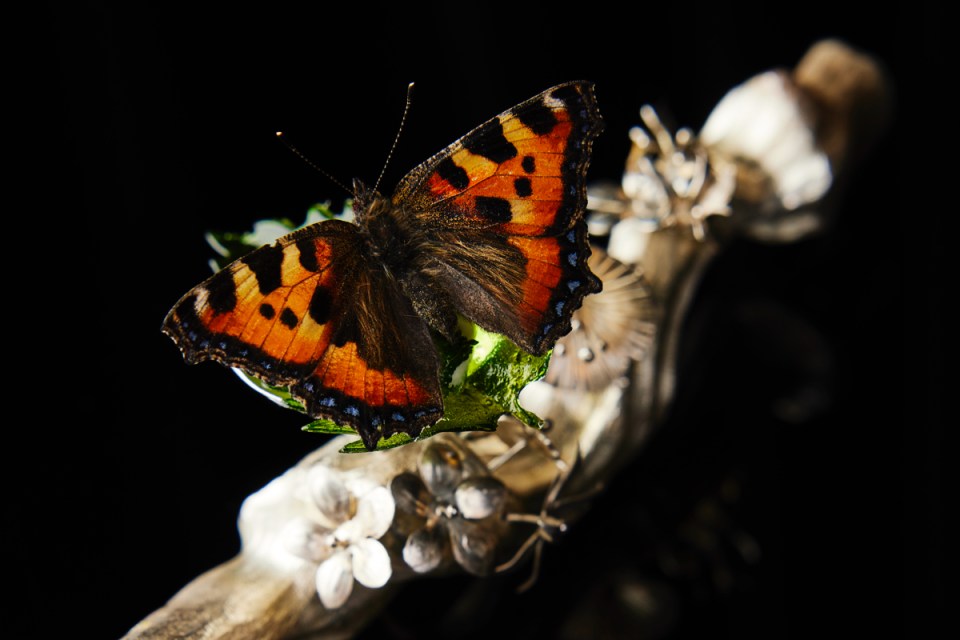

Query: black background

[16,1,940,638]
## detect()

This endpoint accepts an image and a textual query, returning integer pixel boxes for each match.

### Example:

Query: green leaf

[340,431,415,453]
[456,324,550,428]
[302,419,359,435]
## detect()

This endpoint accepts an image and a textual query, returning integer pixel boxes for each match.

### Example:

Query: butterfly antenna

[275,132,353,195]
[373,82,415,194]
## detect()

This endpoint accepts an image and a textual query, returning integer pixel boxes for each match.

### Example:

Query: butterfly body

[349,181,462,343]
[164,82,603,450]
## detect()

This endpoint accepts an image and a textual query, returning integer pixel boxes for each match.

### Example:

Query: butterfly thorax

[352,180,460,341]
[353,183,415,267]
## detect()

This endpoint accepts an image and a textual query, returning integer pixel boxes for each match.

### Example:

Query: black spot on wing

[436,157,470,190]
[331,313,360,348]
[463,119,518,164]
[522,155,536,173]
[205,271,238,314]
[474,196,512,223]
[549,83,584,105]
[280,308,298,328]
[514,177,532,198]
[309,286,333,325]
[241,243,284,295]
[259,303,275,319]
[517,99,558,136]
[296,238,320,272]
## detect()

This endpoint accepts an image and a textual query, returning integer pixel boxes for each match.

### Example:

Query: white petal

[344,477,379,499]
[607,217,652,266]
[354,486,395,539]
[517,380,556,418]
[778,154,831,209]
[701,70,831,209]
[402,527,446,573]
[455,477,506,520]
[316,551,354,609]
[281,517,333,562]
[418,442,464,499]
[309,465,353,524]
[449,519,497,576]
[350,538,392,588]
[333,517,364,545]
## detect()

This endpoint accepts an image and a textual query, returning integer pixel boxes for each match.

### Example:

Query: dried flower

[600,66,834,262]
[604,105,736,264]
[282,465,394,609]
[545,248,655,391]
[392,437,507,576]
[700,70,831,215]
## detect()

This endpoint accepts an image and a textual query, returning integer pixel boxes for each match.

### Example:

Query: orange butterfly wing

[393,81,603,354]
[162,220,441,450]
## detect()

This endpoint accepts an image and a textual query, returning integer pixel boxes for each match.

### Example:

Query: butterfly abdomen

[351,192,460,343]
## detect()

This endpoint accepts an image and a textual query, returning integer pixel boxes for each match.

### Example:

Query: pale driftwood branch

[125,557,315,640]
[124,40,889,640]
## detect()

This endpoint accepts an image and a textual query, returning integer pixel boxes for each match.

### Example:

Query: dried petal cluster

[392,437,507,575]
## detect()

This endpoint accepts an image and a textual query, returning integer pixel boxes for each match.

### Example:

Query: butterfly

[163,81,603,450]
